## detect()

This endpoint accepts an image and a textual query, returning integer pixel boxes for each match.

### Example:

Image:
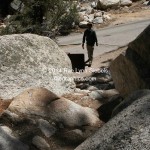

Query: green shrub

[59,3,79,35]
[1,0,79,37]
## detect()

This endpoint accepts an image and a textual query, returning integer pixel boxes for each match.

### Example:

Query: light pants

[86,45,94,64]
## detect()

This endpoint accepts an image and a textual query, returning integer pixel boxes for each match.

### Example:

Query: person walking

[82,23,98,67]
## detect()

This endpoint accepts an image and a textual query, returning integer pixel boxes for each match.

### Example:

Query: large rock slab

[8,87,100,127]
[110,54,147,97]
[128,25,150,66]
[110,25,150,97]
[0,34,75,99]
[75,90,150,150]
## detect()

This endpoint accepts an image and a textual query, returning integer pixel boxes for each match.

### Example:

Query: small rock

[92,17,103,24]
[79,11,86,16]
[88,14,95,22]
[87,86,98,91]
[88,91,103,100]
[95,83,113,90]
[86,8,95,14]
[0,23,6,29]
[80,6,87,12]
[96,77,112,83]
[97,0,120,10]
[79,21,88,28]
[82,126,102,138]
[75,88,90,94]
[143,1,150,6]
[76,4,81,11]
[97,95,123,122]
[58,129,84,144]
[120,0,132,6]
[81,90,91,93]
[1,110,20,122]
[108,81,115,89]
[10,0,24,12]
[98,89,119,98]
[81,96,89,100]
[120,6,130,13]
[84,15,89,21]
[32,136,50,150]
[94,12,102,18]
[4,15,11,23]
[103,14,111,20]
[75,88,82,93]
[0,126,29,150]
[1,126,12,135]
[91,2,97,8]
[76,83,89,89]
[38,119,57,138]
[73,93,84,96]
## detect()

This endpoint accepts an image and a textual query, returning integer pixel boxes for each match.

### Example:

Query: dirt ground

[110,7,150,26]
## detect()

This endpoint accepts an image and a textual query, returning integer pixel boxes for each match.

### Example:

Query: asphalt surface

[58,19,150,60]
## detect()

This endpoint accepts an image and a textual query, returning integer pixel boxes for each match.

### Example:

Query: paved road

[58,19,150,60]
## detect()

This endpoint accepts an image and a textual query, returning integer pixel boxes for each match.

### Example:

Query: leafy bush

[59,3,79,35]
[1,0,79,37]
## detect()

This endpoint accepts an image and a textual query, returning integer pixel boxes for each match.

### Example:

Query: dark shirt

[82,29,98,46]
